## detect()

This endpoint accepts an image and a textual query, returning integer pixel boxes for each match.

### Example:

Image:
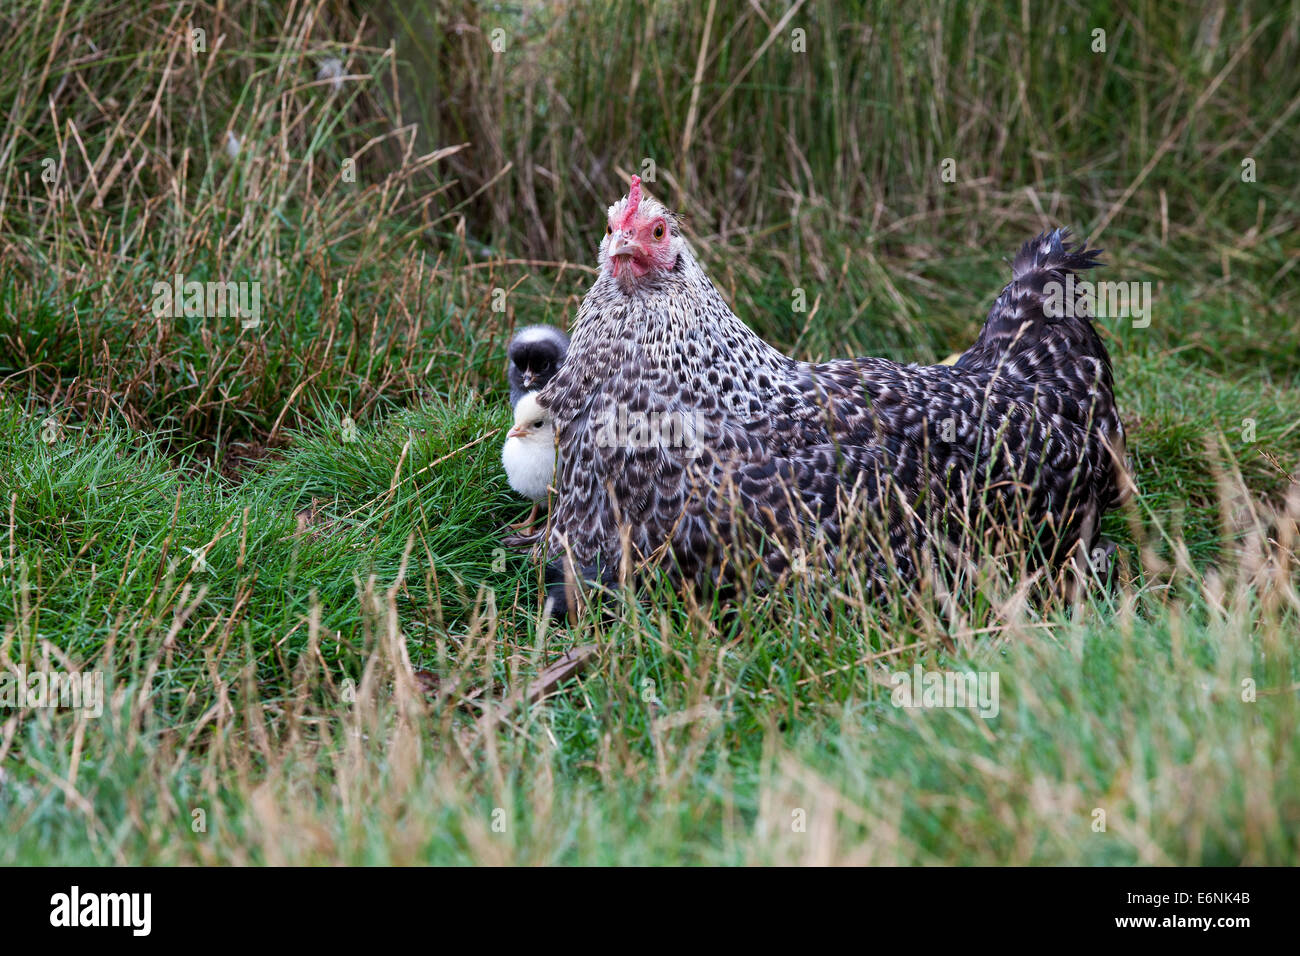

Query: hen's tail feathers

[955,228,1105,373]
[954,228,1129,517]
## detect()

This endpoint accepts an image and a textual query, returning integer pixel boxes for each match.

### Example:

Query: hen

[537,177,1130,613]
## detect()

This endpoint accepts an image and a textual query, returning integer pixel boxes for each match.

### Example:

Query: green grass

[1,0,1298,864]
[3,388,1298,864]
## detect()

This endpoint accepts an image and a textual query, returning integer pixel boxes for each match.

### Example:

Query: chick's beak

[520,371,537,388]
[507,424,527,439]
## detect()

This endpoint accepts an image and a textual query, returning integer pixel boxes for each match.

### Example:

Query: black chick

[507,325,570,410]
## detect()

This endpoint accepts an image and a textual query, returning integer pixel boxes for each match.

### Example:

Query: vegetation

[1,0,1296,864]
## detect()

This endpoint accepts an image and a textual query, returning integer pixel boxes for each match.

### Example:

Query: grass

[0,0,1297,864]
[4,392,1298,864]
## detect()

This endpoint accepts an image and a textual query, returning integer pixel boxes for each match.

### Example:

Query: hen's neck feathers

[545,242,791,419]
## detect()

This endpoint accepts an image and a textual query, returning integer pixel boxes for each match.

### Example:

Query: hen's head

[598,176,681,292]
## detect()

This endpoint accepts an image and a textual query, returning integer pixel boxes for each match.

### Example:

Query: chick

[507,325,569,409]
[501,392,555,532]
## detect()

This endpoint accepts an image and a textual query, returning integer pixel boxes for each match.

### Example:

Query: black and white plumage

[537,176,1130,612]
[507,325,570,409]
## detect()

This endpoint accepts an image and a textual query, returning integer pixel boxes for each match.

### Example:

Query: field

[1,0,1297,864]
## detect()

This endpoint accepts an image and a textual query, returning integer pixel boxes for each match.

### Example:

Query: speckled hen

[537,176,1130,613]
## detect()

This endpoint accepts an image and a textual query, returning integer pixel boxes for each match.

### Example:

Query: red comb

[619,175,642,230]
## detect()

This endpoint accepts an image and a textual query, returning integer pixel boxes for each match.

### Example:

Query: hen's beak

[608,232,643,260]
[507,424,527,439]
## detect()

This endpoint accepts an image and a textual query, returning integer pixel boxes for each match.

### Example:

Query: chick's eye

[533,420,544,428]
[652,222,665,240]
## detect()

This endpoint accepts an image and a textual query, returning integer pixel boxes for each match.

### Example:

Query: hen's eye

[652,222,665,240]
[606,224,613,236]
